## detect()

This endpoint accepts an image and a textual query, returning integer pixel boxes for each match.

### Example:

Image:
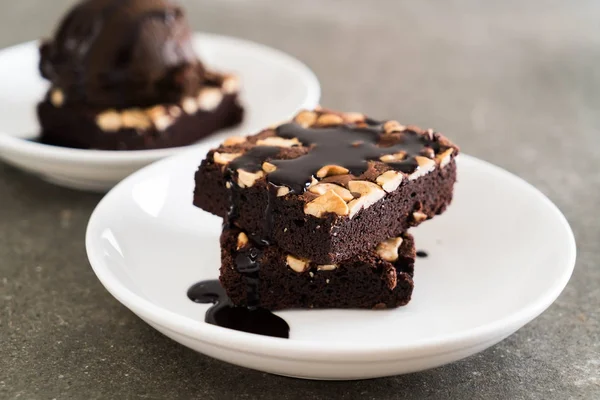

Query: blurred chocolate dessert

[37,0,243,150]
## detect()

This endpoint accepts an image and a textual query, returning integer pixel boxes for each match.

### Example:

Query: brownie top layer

[206,108,459,219]
[40,0,203,109]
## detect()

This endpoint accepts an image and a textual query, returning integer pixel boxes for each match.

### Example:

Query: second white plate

[85,145,576,380]
[0,33,320,191]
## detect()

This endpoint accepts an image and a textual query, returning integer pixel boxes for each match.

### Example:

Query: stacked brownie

[37,0,243,150]
[194,108,459,310]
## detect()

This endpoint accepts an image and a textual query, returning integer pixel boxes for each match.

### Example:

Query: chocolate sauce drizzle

[187,280,289,339]
[416,250,429,258]
[230,122,439,194]
[188,148,290,338]
[224,146,281,242]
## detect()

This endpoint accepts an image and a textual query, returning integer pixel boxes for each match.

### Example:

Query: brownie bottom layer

[220,228,415,310]
[37,94,243,151]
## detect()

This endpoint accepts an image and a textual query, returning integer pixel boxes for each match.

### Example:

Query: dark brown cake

[37,71,243,150]
[221,228,415,310]
[195,108,459,264]
[37,0,243,150]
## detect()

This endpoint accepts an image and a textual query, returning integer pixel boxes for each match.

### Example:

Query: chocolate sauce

[416,250,429,258]
[187,280,289,338]
[226,146,280,241]
[229,146,280,173]
[230,123,436,194]
[210,148,291,338]
[390,158,420,174]
[235,247,263,308]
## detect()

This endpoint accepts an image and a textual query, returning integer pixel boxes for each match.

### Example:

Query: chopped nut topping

[380,152,407,163]
[145,106,174,131]
[222,76,240,94]
[343,112,365,124]
[420,147,435,159]
[412,211,428,223]
[376,171,404,192]
[223,136,247,146]
[181,97,199,114]
[426,128,435,141]
[50,89,64,107]
[436,148,454,168]
[237,169,264,188]
[295,111,318,127]
[304,189,349,218]
[308,176,319,188]
[169,106,182,118]
[347,181,386,218]
[236,232,249,250]
[386,266,398,290]
[96,110,122,132]
[287,255,309,273]
[256,136,301,148]
[317,264,338,271]
[155,115,174,131]
[197,88,223,111]
[384,120,406,133]
[308,183,354,202]
[316,164,350,178]
[121,109,152,130]
[316,113,344,126]
[262,162,277,173]
[376,237,404,262]
[146,106,165,120]
[409,156,436,180]
[277,186,290,197]
[213,152,242,165]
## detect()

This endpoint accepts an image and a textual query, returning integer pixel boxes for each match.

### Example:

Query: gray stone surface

[1,0,599,398]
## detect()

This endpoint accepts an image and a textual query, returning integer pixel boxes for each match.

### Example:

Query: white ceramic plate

[0,33,320,192]
[86,146,576,380]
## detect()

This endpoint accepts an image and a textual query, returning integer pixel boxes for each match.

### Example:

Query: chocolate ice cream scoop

[40,0,204,109]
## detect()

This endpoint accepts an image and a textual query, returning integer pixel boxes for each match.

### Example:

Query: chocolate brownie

[220,228,415,310]
[37,0,243,150]
[37,72,244,150]
[194,108,459,264]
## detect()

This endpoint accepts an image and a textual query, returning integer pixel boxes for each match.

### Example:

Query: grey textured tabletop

[1,1,599,399]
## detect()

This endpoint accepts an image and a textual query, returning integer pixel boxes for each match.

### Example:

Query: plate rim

[0,32,321,165]
[85,150,576,362]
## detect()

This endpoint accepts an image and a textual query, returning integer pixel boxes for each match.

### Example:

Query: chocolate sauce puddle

[187,280,289,338]
[416,250,429,258]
